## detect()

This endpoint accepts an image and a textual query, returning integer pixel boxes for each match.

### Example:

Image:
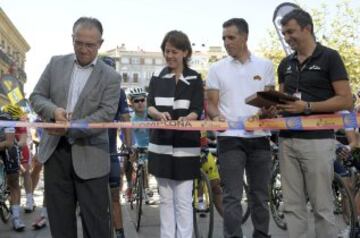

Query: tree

[257,0,360,90]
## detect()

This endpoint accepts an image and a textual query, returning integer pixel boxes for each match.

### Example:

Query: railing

[0,48,12,65]
[0,48,27,83]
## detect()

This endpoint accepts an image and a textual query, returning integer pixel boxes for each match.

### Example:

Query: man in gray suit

[30,17,120,238]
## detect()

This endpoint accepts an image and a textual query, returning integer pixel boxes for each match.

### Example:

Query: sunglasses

[133,98,145,103]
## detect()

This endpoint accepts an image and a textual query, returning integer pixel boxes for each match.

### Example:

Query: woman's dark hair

[160,30,192,68]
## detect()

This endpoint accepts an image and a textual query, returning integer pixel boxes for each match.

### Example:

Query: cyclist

[3,105,34,214]
[200,82,223,216]
[127,87,153,204]
[30,120,48,230]
[102,56,132,238]
[0,107,25,231]
[199,131,223,216]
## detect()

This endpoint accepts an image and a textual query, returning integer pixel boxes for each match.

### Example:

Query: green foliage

[257,0,360,91]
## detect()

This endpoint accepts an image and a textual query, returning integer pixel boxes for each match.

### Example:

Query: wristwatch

[304,102,312,115]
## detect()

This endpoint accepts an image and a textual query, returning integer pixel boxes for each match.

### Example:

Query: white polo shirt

[207,54,275,138]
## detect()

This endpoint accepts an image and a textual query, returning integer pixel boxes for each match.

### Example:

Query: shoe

[125,188,132,202]
[198,200,206,211]
[115,229,125,238]
[32,216,47,230]
[12,217,25,232]
[24,199,35,213]
[337,226,350,238]
[145,188,153,197]
[144,197,155,205]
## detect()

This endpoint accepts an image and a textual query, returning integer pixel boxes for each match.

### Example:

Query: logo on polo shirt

[253,75,262,81]
[285,65,292,74]
[309,65,321,70]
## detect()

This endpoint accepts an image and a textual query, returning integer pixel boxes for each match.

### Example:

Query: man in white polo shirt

[207,18,274,238]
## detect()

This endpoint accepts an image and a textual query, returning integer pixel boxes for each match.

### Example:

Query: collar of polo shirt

[230,52,253,64]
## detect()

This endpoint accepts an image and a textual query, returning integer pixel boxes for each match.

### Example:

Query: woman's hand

[156,112,172,121]
[178,112,198,121]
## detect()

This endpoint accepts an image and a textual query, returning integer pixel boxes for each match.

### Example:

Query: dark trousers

[44,137,111,238]
[218,136,272,238]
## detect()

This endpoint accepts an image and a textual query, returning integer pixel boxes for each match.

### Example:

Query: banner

[273,2,300,55]
[0,74,24,105]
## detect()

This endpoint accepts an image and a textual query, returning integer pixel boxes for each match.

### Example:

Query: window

[121,57,129,64]
[0,40,5,50]
[133,73,139,83]
[122,73,128,83]
[155,58,163,65]
[131,57,140,65]
[144,58,153,65]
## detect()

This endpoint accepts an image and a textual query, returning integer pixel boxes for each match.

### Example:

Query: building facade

[105,44,164,90]
[104,44,225,91]
[0,7,30,106]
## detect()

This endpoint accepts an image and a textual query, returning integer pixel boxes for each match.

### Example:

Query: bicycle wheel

[332,173,356,238]
[269,159,287,230]
[193,169,214,238]
[0,201,10,224]
[241,181,250,224]
[135,167,144,232]
[0,170,10,224]
[129,167,137,210]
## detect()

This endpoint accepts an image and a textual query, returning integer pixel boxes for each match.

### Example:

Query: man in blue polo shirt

[102,56,132,238]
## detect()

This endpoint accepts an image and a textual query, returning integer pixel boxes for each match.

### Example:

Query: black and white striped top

[147,67,203,180]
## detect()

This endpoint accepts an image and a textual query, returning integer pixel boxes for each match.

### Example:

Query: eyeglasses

[133,98,145,103]
[74,40,100,50]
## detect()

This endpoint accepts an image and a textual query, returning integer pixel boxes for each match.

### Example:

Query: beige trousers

[279,138,336,238]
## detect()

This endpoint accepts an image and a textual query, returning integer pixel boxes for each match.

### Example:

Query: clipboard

[245,90,299,108]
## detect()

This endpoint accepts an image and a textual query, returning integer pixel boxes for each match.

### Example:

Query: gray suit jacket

[30,54,121,179]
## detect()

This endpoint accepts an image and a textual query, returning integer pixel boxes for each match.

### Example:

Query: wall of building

[0,7,30,107]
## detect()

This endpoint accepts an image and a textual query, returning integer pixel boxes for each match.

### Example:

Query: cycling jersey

[0,127,20,174]
[131,111,150,148]
[15,127,31,165]
[201,152,220,181]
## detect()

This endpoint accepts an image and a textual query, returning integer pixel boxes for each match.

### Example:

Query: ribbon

[0,112,357,131]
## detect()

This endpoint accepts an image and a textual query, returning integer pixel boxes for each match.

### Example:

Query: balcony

[0,47,12,65]
[0,48,27,83]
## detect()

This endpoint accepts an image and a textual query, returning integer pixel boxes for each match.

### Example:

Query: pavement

[0,175,321,238]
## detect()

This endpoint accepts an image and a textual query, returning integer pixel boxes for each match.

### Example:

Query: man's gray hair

[73,17,103,36]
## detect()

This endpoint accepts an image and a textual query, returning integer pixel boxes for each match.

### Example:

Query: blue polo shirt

[108,89,129,153]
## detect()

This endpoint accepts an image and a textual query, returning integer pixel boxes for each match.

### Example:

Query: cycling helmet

[101,56,116,69]
[0,111,13,121]
[128,87,146,99]
[1,104,25,120]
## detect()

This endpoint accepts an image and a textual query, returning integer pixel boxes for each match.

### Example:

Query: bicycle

[132,147,149,231]
[269,143,357,237]
[193,168,214,238]
[111,146,148,232]
[193,147,250,238]
[0,158,10,223]
[269,143,286,230]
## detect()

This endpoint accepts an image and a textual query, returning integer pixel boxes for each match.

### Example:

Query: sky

[1,0,358,96]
